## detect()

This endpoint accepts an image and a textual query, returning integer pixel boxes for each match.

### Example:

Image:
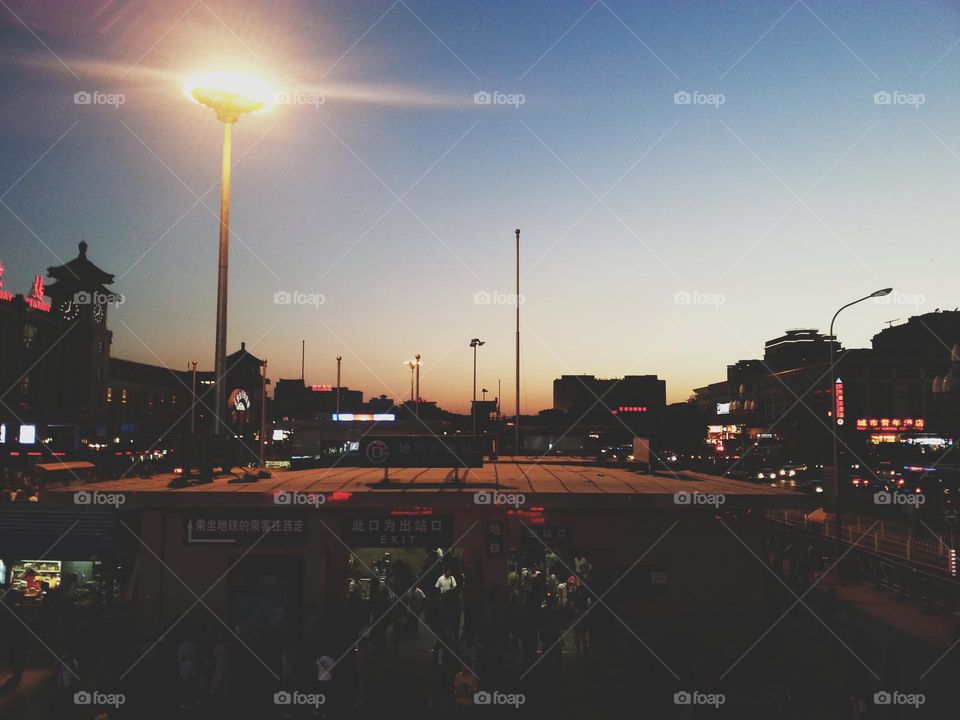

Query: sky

[1,0,960,413]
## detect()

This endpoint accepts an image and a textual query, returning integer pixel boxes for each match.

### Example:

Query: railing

[765,509,957,578]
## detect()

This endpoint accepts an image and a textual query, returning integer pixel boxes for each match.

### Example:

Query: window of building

[121,388,128,405]
[107,387,113,404]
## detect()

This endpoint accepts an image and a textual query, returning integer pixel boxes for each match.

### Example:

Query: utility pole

[301,340,305,382]
[515,228,521,456]
[336,355,342,416]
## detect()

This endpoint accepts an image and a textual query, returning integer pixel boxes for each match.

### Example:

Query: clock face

[93,303,105,325]
[59,300,79,322]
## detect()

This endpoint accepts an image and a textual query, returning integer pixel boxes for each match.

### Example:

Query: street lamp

[403,357,421,413]
[184,71,273,436]
[828,287,892,545]
[470,338,485,435]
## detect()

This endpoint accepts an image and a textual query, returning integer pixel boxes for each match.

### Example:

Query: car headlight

[779,469,786,476]
[788,470,796,477]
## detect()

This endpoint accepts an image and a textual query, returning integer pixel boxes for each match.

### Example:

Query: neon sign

[25,275,50,312]
[0,262,12,302]
[310,384,333,392]
[855,418,925,431]
[833,378,845,425]
[611,406,648,414]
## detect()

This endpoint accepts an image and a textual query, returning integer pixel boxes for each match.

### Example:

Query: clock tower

[45,241,117,418]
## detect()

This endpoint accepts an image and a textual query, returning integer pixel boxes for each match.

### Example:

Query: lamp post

[184,71,273,435]
[190,361,198,435]
[470,338,485,435]
[336,356,342,416]
[515,228,521,456]
[403,361,415,404]
[259,358,268,467]
[403,357,421,414]
[829,288,892,545]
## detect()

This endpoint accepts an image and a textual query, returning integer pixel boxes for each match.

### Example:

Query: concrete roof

[43,459,815,510]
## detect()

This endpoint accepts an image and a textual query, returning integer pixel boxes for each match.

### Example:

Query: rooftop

[43,459,812,510]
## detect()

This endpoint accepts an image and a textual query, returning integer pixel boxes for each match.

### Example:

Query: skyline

[2,0,960,413]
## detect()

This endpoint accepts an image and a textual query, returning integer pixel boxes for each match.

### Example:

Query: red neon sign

[833,378,845,424]
[612,406,648,415]
[310,385,333,392]
[0,262,12,302]
[25,274,50,312]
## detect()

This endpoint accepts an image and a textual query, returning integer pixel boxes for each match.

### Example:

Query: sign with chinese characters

[184,513,306,546]
[25,275,50,312]
[521,525,572,547]
[486,521,504,556]
[833,378,845,425]
[612,405,648,414]
[855,418,925,431]
[359,436,488,468]
[0,262,12,302]
[343,515,453,547]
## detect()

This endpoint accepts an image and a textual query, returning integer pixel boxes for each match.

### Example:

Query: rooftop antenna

[884,319,900,328]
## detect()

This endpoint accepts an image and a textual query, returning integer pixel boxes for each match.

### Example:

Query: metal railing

[765,509,957,578]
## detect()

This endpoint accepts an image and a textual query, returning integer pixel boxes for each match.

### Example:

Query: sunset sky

[2,0,960,413]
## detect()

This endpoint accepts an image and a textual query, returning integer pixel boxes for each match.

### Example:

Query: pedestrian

[177,631,201,708]
[453,665,479,709]
[209,632,235,697]
[315,651,334,717]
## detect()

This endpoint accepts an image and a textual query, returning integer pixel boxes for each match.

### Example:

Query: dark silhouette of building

[0,243,268,452]
[273,379,363,419]
[553,374,666,423]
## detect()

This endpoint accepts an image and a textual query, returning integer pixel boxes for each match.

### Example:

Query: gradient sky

[2,0,960,413]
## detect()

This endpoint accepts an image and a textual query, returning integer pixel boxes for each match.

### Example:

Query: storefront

[0,506,128,613]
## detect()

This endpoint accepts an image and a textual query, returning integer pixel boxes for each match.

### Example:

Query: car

[778,463,808,479]
[755,467,778,482]
[797,478,824,494]
[875,462,901,480]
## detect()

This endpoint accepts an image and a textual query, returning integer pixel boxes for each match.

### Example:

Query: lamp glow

[183,71,274,122]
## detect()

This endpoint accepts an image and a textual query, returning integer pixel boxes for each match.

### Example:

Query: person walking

[177,632,201,709]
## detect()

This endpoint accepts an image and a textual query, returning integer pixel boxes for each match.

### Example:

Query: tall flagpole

[515,228,521,456]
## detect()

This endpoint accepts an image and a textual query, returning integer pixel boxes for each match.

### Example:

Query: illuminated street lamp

[403,356,421,414]
[828,288,892,544]
[470,338,485,435]
[184,71,273,436]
